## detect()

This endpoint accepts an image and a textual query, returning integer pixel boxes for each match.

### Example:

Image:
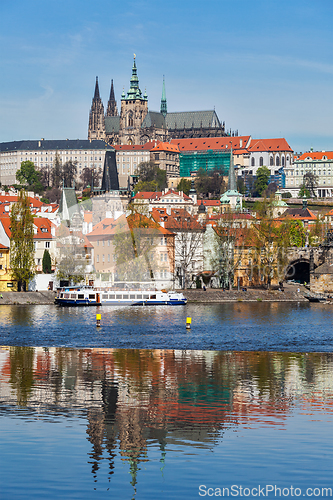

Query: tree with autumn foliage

[250,197,290,288]
[113,209,161,283]
[10,190,36,291]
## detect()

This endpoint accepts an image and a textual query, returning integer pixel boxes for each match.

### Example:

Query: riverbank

[185,286,308,303]
[0,284,308,304]
[0,291,56,305]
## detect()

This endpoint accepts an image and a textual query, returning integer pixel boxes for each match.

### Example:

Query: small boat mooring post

[96,313,101,327]
[186,317,191,330]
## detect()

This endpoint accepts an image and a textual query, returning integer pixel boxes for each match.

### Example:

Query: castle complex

[88,57,234,146]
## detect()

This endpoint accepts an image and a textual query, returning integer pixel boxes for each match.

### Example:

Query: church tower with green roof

[118,56,149,145]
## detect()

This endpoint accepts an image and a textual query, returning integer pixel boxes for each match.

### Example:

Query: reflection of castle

[1,347,333,491]
[88,57,230,146]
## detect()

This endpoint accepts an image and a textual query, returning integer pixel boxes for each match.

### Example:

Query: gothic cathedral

[88,56,232,146]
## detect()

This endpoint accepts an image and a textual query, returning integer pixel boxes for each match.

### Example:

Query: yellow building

[0,244,17,291]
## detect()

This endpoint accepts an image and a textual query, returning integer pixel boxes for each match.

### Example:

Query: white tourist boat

[55,286,187,306]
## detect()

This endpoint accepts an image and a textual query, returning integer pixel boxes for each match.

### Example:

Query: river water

[0,303,332,499]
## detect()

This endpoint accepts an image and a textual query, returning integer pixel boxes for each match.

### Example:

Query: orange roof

[87,218,117,239]
[197,200,221,206]
[248,138,293,152]
[114,142,156,151]
[296,151,333,161]
[32,218,54,239]
[170,136,251,151]
[0,243,8,249]
[151,208,203,231]
[84,211,93,223]
[0,215,54,239]
[151,142,180,153]
[0,194,43,208]
[133,191,162,200]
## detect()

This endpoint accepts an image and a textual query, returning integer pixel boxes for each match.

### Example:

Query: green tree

[16,161,43,193]
[195,168,225,198]
[281,220,306,247]
[298,185,311,198]
[42,249,52,273]
[177,178,191,195]
[134,162,167,193]
[254,166,270,196]
[10,190,36,291]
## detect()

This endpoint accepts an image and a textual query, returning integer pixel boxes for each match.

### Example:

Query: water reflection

[1,347,333,498]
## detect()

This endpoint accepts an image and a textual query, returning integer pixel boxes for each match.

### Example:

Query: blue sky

[0,0,332,153]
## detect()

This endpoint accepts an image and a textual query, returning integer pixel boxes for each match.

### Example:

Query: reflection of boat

[55,286,187,306]
[303,292,327,303]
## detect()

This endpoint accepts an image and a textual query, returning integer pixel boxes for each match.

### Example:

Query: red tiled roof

[297,151,333,161]
[133,191,162,200]
[248,138,293,152]
[0,243,9,249]
[0,215,54,239]
[197,200,221,206]
[170,136,251,152]
[151,142,180,153]
[151,208,203,231]
[84,211,93,223]
[0,195,43,208]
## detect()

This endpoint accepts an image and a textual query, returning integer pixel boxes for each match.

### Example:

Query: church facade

[88,57,234,146]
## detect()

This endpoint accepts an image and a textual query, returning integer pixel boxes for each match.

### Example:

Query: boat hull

[55,287,187,307]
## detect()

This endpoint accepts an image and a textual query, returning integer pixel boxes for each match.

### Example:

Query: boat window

[136,294,142,299]
[143,294,149,299]
[60,293,63,298]
[150,295,156,299]
[64,294,69,299]
[130,294,136,299]
[123,294,129,299]
[116,294,122,299]
[71,294,76,299]
[78,294,84,299]
[89,294,95,299]
[102,294,108,299]
[109,294,115,299]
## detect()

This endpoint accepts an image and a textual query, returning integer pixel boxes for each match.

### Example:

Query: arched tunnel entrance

[285,260,310,284]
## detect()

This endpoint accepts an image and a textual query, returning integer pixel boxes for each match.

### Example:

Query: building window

[251,157,255,167]
[45,241,50,248]
[97,255,99,263]
[276,156,280,167]
[270,156,273,166]
[259,157,263,166]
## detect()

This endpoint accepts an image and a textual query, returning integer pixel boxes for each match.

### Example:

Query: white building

[114,143,155,189]
[284,150,333,198]
[0,139,112,186]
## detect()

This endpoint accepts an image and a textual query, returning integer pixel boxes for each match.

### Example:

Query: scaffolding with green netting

[179,150,231,177]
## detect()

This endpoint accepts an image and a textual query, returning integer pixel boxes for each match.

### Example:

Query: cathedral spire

[123,54,144,100]
[106,79,118,116]
[160,76,167,117]
[88,76,105,141]
[94,76,101,100]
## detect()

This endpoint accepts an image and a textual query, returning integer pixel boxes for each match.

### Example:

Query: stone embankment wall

[184,287,307,302]
[0,291,56,305]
